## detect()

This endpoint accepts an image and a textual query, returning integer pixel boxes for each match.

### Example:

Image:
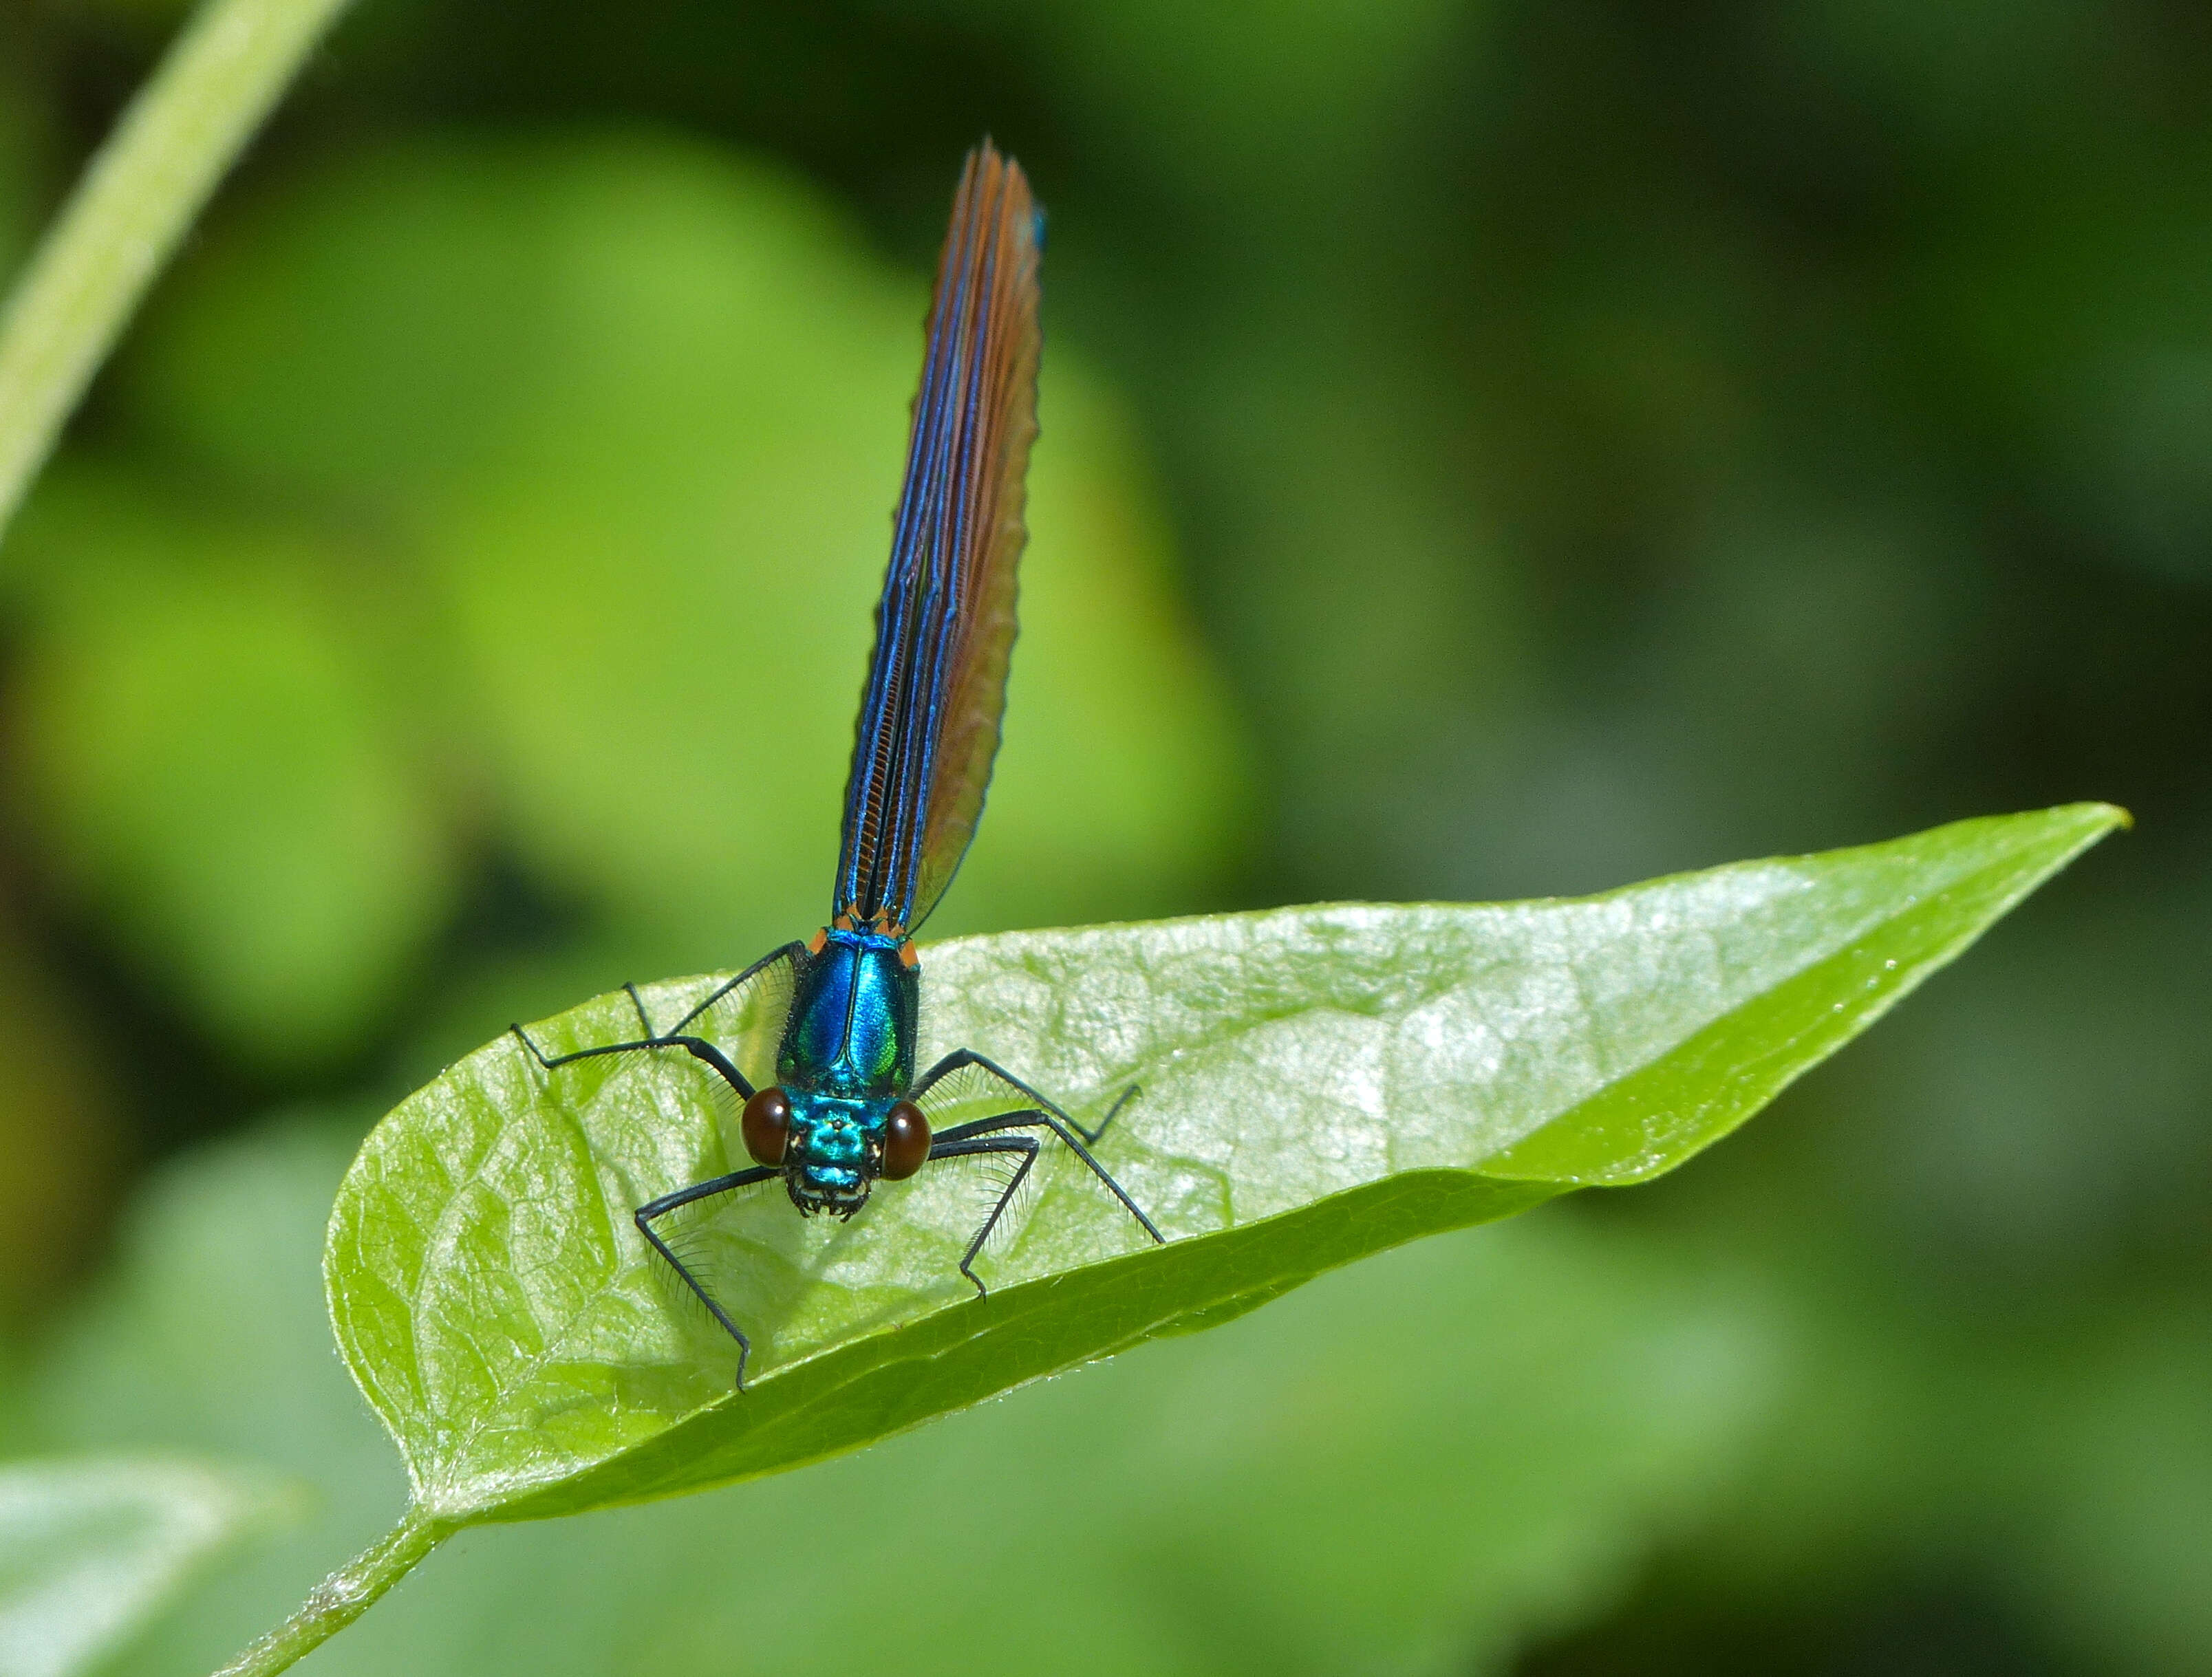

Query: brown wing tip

[952,139,1041,270]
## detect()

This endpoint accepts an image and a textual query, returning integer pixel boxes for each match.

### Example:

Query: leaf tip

[2006,799,2132,860]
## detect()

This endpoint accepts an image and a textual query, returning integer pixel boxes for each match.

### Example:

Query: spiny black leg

[511,943,808,1394]
[1091,1083,1141,1147]
[911,1048,1139,1146]
[925,1134,1041,1296]
[508,941,806,1094]
[508,1020,560,1069]
[636,1167,780,1388]
[930,1107,1166,1246]
[667,940,808,1036]
[509,1024,758,1102]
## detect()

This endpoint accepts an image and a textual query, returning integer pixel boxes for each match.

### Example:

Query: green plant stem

[0,0,356,541]
[210,1513,444,1677]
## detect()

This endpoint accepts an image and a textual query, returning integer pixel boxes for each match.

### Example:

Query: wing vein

[833,143,1042,935]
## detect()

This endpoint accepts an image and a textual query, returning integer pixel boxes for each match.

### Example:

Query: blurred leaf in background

[0,12,134,1306]
[3,133,1245,1082]
[4,468,457,1074]
[0,1455,274,1677]
[128,135,1243,985]
[0,912,125,1321]
[21,1123,406,1675]
[0,35,45,284]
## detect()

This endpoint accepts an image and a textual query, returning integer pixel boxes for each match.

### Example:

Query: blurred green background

[0,0,2207,1671]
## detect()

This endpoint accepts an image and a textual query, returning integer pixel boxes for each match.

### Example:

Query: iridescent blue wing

[835,142,1042,935]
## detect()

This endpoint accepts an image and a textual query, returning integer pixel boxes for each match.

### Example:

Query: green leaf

[345,1220,1774,1677]
[42,1118,1768,1677]
[0,1457,272,1677]
[326,803,2118,1528]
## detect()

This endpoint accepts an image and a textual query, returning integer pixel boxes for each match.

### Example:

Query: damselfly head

[781,1101,879,1220]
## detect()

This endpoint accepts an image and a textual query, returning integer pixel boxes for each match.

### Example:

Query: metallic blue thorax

[775,929,920,1214]
[780,929,917,1096]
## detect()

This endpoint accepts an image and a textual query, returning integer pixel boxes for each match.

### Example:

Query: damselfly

[513,142,1164,1385]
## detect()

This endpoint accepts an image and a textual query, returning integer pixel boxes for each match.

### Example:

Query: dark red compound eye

[881,1100,930,1180]
[741,1086,792,1165]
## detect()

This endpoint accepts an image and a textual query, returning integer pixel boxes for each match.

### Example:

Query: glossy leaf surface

[325,804,2119,1525]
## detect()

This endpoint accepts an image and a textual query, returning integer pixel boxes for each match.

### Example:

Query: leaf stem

[208,1513,444,1677]
[0,0,356,541]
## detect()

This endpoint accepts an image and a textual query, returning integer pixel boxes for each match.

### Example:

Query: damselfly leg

[914,1052,1165,1295]
[506,940,805,1095]
[634,1166,778,1388]
[911,1048,1146,1148]
[509,942,805,1387]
